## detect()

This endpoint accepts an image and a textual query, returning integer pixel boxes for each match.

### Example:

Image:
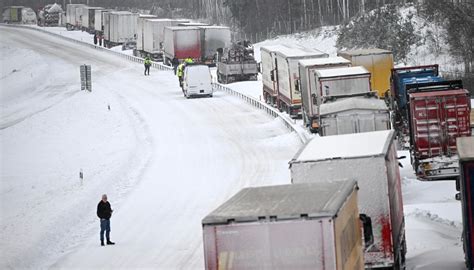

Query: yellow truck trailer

[338,49,394,98]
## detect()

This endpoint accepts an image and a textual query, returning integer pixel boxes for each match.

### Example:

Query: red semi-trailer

[407,80,471,180]
[163,26,201,64]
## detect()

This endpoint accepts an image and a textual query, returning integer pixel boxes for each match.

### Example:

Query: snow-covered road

[0,26,300,269]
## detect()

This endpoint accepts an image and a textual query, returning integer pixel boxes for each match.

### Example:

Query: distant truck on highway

[2,6,37,24]
[274,46,328,118]
[202,180,364,270]
[298,57,351,131]
[338,48,394,98]
[80,6,103,33]
[290,130,407,269]
[103,11,138,48]
[66,4,85,30]
[163,25,231,66]
[163,26,202,65]
[318,93,391,136]
[407,80,471,180]
[260,44,289,107]
[216,40,258,84]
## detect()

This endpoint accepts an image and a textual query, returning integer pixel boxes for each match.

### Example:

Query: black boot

[101,240,104,246]
[106,239,115,245]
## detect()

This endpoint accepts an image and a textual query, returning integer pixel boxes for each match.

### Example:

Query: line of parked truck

[260,45,472,182]
[202,46,471,269]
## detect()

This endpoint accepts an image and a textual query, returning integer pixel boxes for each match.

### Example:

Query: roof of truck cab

[84,7,103,9]
[202,180,357,225]
[275,46,327,58]
[338,48,392,56]
[458,137,474,161]
[315,66,370,78]
[298,57,351,68]
[319,96,388,115]
[290,130,394,163]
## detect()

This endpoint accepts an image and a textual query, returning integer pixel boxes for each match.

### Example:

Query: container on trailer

[104,11,138,46]
[202,180,364,270]
[310,66,371,107]
[275,47,328,118]
[290,130,406,269]
[163,26,201,64]
[66,4,85,28]
[136,15,158,52]
[407,80,471,180]
[199,26,231,65]
[260,45,289,106]
[81,7,103,32]
[298,57,352,131]
[457,137,474,269]
[93,9,111,34]
[141,19,189,59]
[338,49,393,98]
[319,94,391,136]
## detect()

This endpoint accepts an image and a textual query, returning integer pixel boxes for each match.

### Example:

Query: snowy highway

[0,26,300,269]
[0,25,468,270]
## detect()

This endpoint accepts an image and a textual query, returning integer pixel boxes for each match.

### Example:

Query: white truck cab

[182,64,213,98]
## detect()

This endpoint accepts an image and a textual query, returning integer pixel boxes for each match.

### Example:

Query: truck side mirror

[295,79,300,91]
[397,156,406,160]
[270,70,275,82]
[455,193,461,201]
[360,214,374,248]
[257,62,261,73]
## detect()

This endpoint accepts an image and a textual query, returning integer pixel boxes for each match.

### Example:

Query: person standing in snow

[171,57,179,75]
[97,194,115,246]
[144,56,152,76]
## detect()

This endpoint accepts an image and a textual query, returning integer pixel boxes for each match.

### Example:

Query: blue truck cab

[391,65,443,112]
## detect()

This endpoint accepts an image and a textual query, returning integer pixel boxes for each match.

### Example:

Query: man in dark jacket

[97,194,115,246]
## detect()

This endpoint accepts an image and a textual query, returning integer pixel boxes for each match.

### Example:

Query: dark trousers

[144,65,150,75]
[100,219,111,241]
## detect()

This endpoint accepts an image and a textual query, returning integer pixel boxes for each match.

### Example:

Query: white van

[182,64,213,98]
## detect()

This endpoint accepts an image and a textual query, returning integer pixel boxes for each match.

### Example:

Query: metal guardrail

[2,24,306,143]
[1,24,172,71]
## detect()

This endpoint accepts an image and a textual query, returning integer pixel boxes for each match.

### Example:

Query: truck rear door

[410,88,470,159]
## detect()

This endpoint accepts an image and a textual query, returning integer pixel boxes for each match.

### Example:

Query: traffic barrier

[2,24,307,143]
[1,24,172,71]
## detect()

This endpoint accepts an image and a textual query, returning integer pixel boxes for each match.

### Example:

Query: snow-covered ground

[0,23,470,270]
[0,26,300,269]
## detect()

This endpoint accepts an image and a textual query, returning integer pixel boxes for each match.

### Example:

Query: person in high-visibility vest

[144,56,152,76]
[177,63,184,87]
